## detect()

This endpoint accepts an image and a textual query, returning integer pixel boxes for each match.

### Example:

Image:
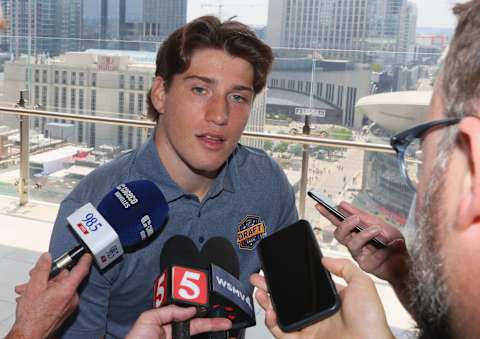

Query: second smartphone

[257,219,340,332]
[308,190,386,249]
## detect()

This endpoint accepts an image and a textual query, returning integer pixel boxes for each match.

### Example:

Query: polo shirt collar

[134,134,236,202]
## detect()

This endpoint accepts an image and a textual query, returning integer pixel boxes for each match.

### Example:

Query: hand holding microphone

[126,305,232,339]
[50,180,169,278]
[154,236,210,339]
[7,253,93,339]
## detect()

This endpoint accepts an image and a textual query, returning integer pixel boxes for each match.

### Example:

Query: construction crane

[201,0,261,20]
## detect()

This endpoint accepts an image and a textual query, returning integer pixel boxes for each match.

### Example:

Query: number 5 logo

[172,266,208,306]
[153,272,167,308]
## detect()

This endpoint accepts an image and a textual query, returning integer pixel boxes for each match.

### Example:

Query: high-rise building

[267,0,418,64]
[1,0,56,56]
[0,0,82,56]
[398,2,417,64]
[82,0,187,51]
[55,0,83,54]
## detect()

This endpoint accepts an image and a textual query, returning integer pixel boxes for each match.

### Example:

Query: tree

[274,141,289,153]
[263,140,273,152]
[289,144,303,157]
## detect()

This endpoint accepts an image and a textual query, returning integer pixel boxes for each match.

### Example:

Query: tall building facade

[55,0,83,54]
[81,0,187,51]
[397,2,417,64]
[267,0,417,65]
[1,0,56,56]
[0,0,82,56]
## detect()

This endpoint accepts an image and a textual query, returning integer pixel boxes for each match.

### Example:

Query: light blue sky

[188,0,459,29]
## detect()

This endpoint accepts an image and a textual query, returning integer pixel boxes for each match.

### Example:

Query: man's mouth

[197,133,226,148]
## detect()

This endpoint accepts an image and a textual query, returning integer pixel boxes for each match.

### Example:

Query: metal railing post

[298,115,311,219]
[17,92,29,205]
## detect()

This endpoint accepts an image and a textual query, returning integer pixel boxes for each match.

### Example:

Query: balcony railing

[0,105,394,219]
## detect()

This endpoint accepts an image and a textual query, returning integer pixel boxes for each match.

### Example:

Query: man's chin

[188,160,226,178]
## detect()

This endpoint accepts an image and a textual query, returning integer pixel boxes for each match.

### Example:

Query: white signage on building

[295,107,326,117]
[97,56,120,72]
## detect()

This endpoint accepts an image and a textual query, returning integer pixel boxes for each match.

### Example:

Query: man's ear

[456,117,480,228]
[150,77,166,114]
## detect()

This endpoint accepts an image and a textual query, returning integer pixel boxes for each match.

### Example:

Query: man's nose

[205,95,228,125]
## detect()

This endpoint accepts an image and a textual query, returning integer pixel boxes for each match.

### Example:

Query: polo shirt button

[199,236,205,243]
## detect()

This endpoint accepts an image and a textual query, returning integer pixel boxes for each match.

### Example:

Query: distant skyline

[188,0,459,29]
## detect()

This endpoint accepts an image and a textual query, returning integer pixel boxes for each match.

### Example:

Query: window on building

[119,92,124,113]
[34,86,39,105]
[34,70,39,82]
[90,90,96,147]
[71,72,76,86]
[54,87,59,112]
[91,89,96,112]
[130,75,135,90]
[138,76,144,91]
[42,70,47,83]
[62,71,67,84]
[61,88,67,109]
[79,89,84,112]
[128,93,135,148]
[119,74,124,89]
[137,94,144,115]
[41,86,47,109]
[79,72,85,86]
[91,73,97,87]
[54,71,59,84]
[71,89,76,112]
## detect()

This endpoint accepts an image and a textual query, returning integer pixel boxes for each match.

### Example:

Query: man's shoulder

[231,144,291,190]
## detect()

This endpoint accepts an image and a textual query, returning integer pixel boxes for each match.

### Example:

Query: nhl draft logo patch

[236,215,267,250]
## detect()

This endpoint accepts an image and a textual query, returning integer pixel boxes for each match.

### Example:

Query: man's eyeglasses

[390,117,461,191]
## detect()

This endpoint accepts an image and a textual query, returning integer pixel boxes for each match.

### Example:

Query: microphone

[50,180,168,278]
[198,237,256,339]
[154,236,210,339]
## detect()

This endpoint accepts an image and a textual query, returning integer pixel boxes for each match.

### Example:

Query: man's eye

[231,94,246,103]
[192,87,207,95]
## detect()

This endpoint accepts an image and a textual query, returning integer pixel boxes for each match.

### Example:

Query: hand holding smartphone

[257,220,340,332]
[307,190,387,249]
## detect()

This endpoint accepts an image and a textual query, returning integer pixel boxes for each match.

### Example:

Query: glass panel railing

[302,146,414,252]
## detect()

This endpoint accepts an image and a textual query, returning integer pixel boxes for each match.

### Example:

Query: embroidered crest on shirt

[236,215,267,250]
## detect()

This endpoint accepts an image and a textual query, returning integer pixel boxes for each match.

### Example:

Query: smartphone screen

[258,220,340,332]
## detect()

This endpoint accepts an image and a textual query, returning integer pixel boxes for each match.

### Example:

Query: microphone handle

[49,245,86,279]
[208,332,227,339]
[172,320,190,339]
[208,308,227,339]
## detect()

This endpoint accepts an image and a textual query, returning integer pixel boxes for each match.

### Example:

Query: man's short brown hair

[443,0,480,118]
[146,15,274,121]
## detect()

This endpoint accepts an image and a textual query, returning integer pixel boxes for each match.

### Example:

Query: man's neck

[155,136,217,201]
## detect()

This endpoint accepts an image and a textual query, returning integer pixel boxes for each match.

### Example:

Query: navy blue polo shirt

[49,135,298,338]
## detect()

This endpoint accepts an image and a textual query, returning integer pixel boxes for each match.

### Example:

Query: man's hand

[126,305,232,339]
[316,201,410,286]
[7,252,92,339]
[250,257,394,339]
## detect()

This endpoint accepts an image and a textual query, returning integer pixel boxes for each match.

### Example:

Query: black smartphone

[307,190,387,249]
[257,220,340,332]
